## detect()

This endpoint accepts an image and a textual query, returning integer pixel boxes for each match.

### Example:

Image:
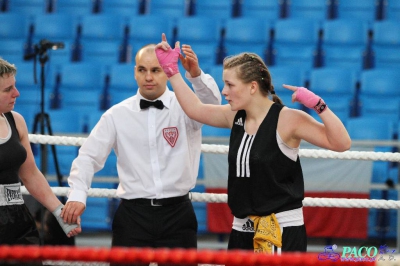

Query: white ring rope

[29,134,400,162]
[20,186,400,209]
[27,134,400,209]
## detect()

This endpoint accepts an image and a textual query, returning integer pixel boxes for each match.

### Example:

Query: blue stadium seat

[31,14,79,66]
[47,145,79,176]
[16,62,55,113]
[349,129,394,199]
[198,154,205,179]
[147,0,189,19]
[321,19,370,71]
[13,61,43,91]
[371,20,400,68]
[107,64,135,91]
[358,69,400,123]
[81,182,117,231]
[79,14,126,43]
[127,15,175,58]
[334,0,379,22]
[308,67,358,122]
[108,91,135,106]
[43,40,76,68]
[47,109,86,133]
[56,62,106,91]
[268,65,307,110]
[175,16,223,48]
[208,65,224,91]
[359,97,400,124]
[207,65,227,104]
[372,20,400,47]
[309,67,358,95]
[388,167,398,185]
[346,117,394,140]
[286,0,333,20]
[95,151,118,177]
[175,16,223,68]
[193,0,234,21]
[359,69,400,98]
[0,12,32,41]
[194,0,234,20]
[14,88,45,133]
[368,189,397,239]
[14,104,40,133]
[52,62,106,111]
[82,110,104,133]
[6,0,49,18]
[202,124,231,138]
[372,47,400,69]
[370,146,395,184]
[78,14,126,63]
[384,0,400,19]
[60,90,103,112]
[0,40,29,63]
[272,18,321,70]
[107,63,137,106]
[239,0,282,19]
[223,18,272,62]
[80,40,123,65]
[52,0,95,17]
[191,184,208,234]
[32,13,79,44]
[100,0,141,18]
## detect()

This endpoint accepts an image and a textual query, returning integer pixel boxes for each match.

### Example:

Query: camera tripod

[25,39,74,245]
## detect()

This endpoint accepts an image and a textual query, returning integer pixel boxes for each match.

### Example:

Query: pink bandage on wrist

[295,87,327,114]
[155,47,181,78]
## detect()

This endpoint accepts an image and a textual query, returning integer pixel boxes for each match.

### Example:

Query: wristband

[52,204,79,235]
[313,98,328,114]
[155,47,180,78]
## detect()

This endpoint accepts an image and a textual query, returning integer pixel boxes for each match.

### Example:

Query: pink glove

[155,47,181,78]
[295,87,327,114]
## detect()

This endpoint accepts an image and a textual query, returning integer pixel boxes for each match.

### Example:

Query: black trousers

[0,204,43,266]
[111,198,198,266]
[228,225,307,252]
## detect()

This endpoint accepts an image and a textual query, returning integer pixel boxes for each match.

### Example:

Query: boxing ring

[1,134,400,265]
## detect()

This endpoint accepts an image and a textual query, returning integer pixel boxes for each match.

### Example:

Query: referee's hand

[61,201,85,224]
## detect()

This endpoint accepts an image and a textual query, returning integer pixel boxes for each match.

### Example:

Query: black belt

[125,193,190,206]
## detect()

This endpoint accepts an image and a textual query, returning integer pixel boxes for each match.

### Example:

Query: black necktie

[140,99,164,110]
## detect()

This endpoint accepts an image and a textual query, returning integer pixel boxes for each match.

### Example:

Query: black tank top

[0,112,27,184]
[228,103,304,218]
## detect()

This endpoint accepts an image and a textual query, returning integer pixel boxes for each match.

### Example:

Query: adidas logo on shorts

[242,218,254,231]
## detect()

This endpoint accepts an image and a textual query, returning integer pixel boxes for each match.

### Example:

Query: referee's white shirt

[67,71,221,205]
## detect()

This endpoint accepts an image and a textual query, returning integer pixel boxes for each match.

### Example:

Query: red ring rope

[0,245,376,265]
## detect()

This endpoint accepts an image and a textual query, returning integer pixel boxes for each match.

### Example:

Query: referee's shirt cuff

[67,189,87,207]
[185,70,206,87]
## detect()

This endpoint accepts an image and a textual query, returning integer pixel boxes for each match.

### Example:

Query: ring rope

[0,245,375,265]
[29,134,400,162]
[21,186,400,209]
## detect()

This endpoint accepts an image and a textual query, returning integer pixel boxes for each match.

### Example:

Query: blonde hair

[0,58,17,78]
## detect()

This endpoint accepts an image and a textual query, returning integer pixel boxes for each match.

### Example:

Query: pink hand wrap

[155,47,181,78]
[295,87,327,114]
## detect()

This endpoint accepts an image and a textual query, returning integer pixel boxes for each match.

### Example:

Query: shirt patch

[163,127,179,147]
[4,184,24,204]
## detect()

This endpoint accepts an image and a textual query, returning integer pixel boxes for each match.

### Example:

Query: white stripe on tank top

[236,133,255,177]
[236,131,299,178]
